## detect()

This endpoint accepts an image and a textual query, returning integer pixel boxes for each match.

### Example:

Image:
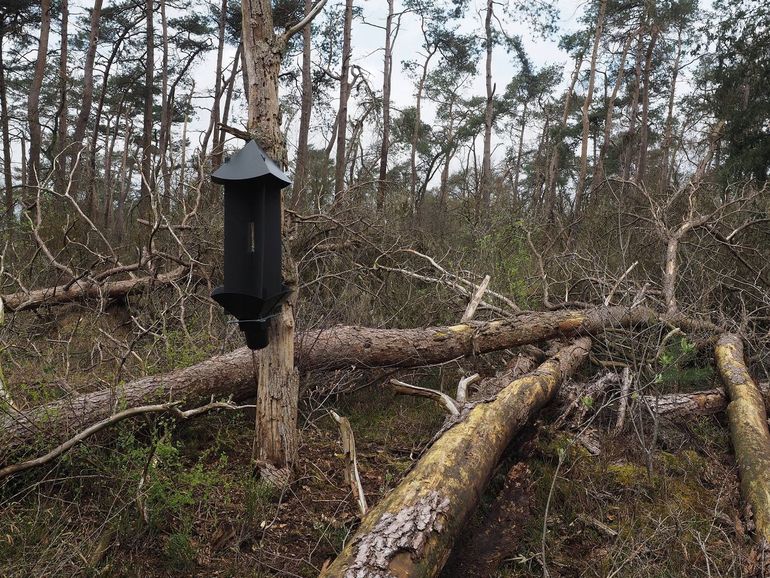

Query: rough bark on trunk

[319,338,592,577]
[1,306,718,452]
[716,333,770,544]
[240,0,326,473]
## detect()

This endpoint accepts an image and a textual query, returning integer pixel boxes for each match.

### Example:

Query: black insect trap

[211,140,291,350]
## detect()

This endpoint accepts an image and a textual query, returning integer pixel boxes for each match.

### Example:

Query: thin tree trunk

[0,31,14,217]
[480,0,494,214]
[291,0,314,209]
[591,33,632,190]
[544,53,583,222]
[572,0,606,225]
[333,0,353,201]
[410,44,437,216]
[659,27,682,191]
[217,43,242,162]
[202,0,227,164]
[376,0,395,213]
[512,100,528,203]
[623,28,644,181]
[54,0,69,190]
[27,0,52,192]
[73,0,103,215]
[636,25,659,184]
[157,0,170,209]
[139,0,155,219]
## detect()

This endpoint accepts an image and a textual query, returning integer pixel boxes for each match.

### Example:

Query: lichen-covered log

[1,306,712,452]
[442,462,534,577]
[319,338,592,578]
[716,333,770,544]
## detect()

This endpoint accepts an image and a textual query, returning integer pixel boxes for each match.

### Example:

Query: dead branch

[0,398,254,480]
[330,410,367,517]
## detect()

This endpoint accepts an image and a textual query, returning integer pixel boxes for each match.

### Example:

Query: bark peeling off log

[716,333,770,544]
[320,338,592,577]
[348,491,450,578]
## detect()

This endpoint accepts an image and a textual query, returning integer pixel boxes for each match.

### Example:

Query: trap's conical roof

[212,140,291,188]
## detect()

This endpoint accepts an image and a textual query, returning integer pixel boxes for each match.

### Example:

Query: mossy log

[716,333,770,544]
[2,306,714,452]
[319,338,592,578]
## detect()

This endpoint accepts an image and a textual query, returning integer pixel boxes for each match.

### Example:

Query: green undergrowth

[492,420,750,577]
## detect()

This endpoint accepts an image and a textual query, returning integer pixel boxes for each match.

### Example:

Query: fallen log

[318,338,592,578]
[1,266,189,311]
[716,333,770,544]
[642,383,770,419]
[442,462,534,577]
[1,306,715,452]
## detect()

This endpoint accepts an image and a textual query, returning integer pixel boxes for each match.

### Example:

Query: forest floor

[1,382,759,577]
[0,316,761,577]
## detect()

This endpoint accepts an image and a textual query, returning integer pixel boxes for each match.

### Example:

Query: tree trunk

[333,0,353,201]
[480,0,494,214]
[54,0,69,191]
[376,0,395,214]
[0,31,14,217]
[319,338,592,577]
[512,100,528,203]
[716,333,770,544]
[139,0,154,219]
[157,0,169,209]
[201,0,227,165]
[636,25,659,184]
[572,0,606,224]
[291,0,314,209]
[659,27,682,191]
[240,0,326,473]
[73,0,104,215]
[622,28,643,181]
[544,52,583,222]
[410,44,437,216]
[26,0,52,192]
[591,34,632,191]
[1,306,719,451]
